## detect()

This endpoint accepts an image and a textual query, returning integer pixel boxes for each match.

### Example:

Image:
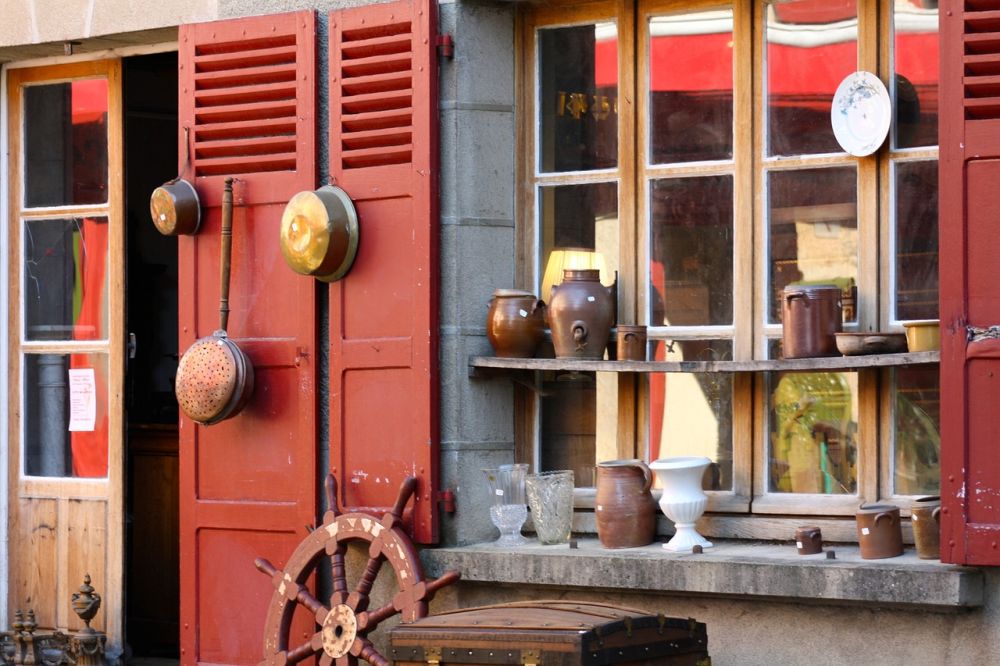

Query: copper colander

[175,336,238,423]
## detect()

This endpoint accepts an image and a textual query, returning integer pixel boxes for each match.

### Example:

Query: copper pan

[279,185,359,282]
[150,128,201,236]
[175,177,254,425]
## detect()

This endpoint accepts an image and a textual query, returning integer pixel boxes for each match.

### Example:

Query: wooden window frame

[5,59,124,638]
[516,0,939,532]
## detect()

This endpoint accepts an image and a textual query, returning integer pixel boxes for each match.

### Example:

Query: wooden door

[327,0,441,545]
[939,0,1000,565]
[176,11,319,664]
[5,60,126,655]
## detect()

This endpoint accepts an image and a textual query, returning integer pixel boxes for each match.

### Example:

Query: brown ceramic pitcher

[856,503,903,559]
[486,289,546,358]
[911,495,941,560]
[595,459,657,549]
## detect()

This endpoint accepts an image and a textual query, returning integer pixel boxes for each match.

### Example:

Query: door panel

[177,11,319,664]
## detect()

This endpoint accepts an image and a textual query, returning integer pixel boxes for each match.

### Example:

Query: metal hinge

[436,33,454,59]
[521,649,541,665]
[425,646,441,664]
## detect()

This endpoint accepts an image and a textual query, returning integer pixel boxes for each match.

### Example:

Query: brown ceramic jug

[911,495,941,560]
[856,503,903,559]
[595,459,657,549]
[795,525,823,555]
[617,324,647,362]
[781,284,843,358]
[548,269,615,359]
[486,289,546,358]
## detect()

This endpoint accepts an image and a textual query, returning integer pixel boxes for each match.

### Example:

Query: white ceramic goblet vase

[650,456,714,552]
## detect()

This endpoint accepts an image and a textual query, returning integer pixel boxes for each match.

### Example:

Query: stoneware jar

[795,525,823,555]
[781,284,843,358]
[486,289,546,358]
[617,324,647,362]
[856,503,903,559]
[595,459,657,549]
[548,269,615,359]
[911,495,941,560]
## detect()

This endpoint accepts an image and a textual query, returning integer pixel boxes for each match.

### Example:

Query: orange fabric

[70,217,109,478]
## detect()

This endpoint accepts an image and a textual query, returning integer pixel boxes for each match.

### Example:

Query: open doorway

[122,51,180,660]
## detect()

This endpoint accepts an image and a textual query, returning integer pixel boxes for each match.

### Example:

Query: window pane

[23,352,109,478]
[894,1,939,149]
[648,340,733,491]
[893,366,940,496]
[539,183,619,302]
[766,0,858,156]
[769,371,858,494]
[649,10,734,164]
[24,217,109,342]
[540,371,618,487]
[768,167,858,324]
[650,176,733,326]
[24,79,109,207]
[895,160,939,321]
[539,23,618,172]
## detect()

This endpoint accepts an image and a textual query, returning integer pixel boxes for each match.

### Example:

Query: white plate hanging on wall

[831,71,891,157]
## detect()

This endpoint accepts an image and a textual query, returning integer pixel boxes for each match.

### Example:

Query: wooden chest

[388,600,710,665]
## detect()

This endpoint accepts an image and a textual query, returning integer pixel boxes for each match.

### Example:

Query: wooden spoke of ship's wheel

[255,474,460,666]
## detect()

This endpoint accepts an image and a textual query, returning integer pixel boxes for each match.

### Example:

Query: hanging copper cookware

[174,178,254,425]
[279,185,359,282]
[150,127,201,236]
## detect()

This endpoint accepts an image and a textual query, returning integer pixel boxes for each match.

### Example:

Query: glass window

[23,217,109,342]
[766,0,858,156]
[24,79,109,208]
[23,352,109,478]
[539,23,619,173]
[892,366,940,497]
[768,167,858,325]
[893,0,939,149]
[648,10,734,164]
[650,176,733,327]
[894,160,938,321]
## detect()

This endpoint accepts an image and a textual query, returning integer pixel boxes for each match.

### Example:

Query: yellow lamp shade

[541,248,610,303]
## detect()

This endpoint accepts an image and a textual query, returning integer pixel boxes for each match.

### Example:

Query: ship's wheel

[255,474,460,666]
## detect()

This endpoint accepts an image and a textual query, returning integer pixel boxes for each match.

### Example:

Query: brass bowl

[835,332,908,356]
[280,185,359,282]
[150,178,201,236]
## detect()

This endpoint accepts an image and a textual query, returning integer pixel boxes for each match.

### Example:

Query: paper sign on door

[68,368,97,432]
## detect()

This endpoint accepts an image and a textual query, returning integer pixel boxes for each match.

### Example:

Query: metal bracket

[425,646,442,664]
[521,649,541,665]
[436,33,454,59]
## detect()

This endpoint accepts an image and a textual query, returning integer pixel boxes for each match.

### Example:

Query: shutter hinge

[437,488,456,514]
[436,33,455,59]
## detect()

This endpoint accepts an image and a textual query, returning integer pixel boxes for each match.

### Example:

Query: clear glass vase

[482,463,529,546]
[526,470,575,545]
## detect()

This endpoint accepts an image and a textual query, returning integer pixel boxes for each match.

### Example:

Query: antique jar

[486,289,546,358]
[911,495,941,560]
[856,503,903,559]
[548,269,615,359]
[595,459,657,549]
[781,284,843,358]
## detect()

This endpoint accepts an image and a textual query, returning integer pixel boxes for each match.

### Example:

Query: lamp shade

[541,248,610,302]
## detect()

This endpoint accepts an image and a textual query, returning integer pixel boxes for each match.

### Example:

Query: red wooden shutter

[177,11,319,663]
[328,0,440,544]
[940,0,1000,565]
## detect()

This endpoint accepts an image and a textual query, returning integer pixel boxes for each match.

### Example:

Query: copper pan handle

[219,177,234,331]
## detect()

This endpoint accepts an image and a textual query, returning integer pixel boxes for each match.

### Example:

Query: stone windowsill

[420,538,984,611]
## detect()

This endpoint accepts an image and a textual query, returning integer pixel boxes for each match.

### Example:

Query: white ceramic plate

[831,71,891,157]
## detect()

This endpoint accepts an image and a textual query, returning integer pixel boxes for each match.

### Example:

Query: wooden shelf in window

[469,351,939,375]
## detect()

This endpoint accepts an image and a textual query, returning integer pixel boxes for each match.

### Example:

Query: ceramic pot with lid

[595,459,657,549]
[781,284,843,358]
[486,289,546,358]
[548,269,615,359]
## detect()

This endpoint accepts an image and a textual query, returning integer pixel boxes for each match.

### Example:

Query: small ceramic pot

[595,459,656,549]
[486,290,546,358]
[617,325,647,361]
[781,284,843,358]
[856,503,903,559]
[911,495,941,560]
[795,526,823,555]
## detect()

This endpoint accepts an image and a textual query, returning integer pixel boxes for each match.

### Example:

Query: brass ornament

[279,185,359,282]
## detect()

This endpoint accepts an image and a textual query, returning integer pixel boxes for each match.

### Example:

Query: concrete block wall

[436,0,518,546]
